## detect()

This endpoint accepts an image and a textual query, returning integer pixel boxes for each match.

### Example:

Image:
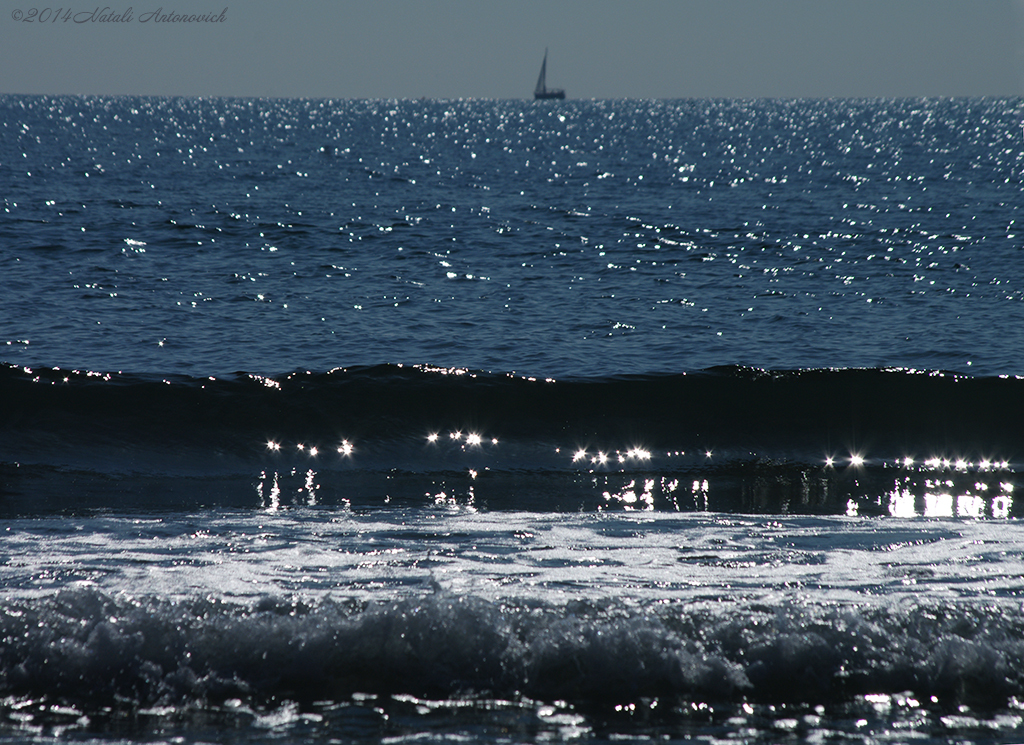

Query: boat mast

[535,48,548,97]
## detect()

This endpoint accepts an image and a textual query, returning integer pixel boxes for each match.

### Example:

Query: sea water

[2,95,1024,743]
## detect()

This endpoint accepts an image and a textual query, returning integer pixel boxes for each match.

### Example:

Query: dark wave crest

[1,588,1021,713]
[2,363,1021,516]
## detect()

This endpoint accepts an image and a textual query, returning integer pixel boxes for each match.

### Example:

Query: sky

[1,0,1023,99]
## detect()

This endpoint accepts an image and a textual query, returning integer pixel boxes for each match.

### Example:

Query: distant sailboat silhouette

[534,49,565,100]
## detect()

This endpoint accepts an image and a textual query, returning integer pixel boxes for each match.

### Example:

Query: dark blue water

[2,95,1024,744]
[3,96,1023,376]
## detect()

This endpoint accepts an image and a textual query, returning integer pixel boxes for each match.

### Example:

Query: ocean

[2,94,1024,743]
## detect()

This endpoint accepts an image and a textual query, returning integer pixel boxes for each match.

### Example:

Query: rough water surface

[2,95,1024,744]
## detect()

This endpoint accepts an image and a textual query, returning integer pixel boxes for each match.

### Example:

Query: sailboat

[534,49,565,100]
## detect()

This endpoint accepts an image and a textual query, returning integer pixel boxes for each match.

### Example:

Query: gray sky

[1,0,1023,99]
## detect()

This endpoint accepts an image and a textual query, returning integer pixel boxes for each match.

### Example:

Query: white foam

[2,511,1021,607]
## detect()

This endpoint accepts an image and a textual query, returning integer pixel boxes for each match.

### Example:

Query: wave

[0,588,1021,714]
[1,363,1021,516]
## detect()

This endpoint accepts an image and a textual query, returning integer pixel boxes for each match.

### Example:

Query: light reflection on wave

[252,444,1017,518]
[253,422,1020,518]
[884,474,1013,519]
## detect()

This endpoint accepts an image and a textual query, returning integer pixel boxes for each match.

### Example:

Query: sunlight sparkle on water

[923,492,953,517]
[887,470,1015,518]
